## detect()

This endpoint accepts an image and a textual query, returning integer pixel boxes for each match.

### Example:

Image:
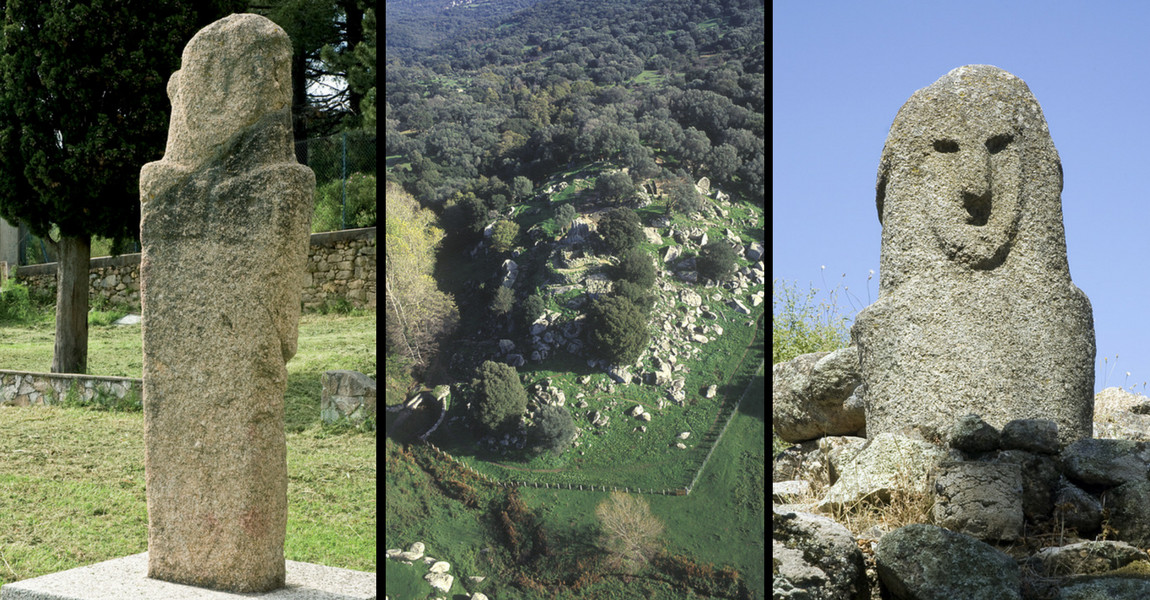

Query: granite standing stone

[139,14,313,593]
[852,65,1095,449]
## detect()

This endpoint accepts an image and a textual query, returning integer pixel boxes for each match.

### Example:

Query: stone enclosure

[773,66,1149,600]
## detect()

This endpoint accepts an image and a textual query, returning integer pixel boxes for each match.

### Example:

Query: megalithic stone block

[853,65,1095,449]
[139,13,314,593]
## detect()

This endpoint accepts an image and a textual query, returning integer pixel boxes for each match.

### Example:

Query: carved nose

[959,151,992,226]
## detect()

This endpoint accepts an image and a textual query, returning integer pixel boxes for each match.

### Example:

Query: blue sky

[772,2,1150,394]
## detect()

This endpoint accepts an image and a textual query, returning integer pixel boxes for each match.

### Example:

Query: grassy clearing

[0,405,375,587]
[0,310,376,586]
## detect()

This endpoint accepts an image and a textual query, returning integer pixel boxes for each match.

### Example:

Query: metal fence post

[340,131,348,230]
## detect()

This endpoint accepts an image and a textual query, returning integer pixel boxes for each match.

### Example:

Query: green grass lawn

[0,311,376,587]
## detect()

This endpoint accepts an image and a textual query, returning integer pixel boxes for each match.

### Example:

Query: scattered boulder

[429,561,450,573]
[424,571,453,594]
[675,442,686,450]
[1026,540,1149,578]
[638,412,652,422]
[661,245,682,264]
[729,299,750,314]
[875,524,1021,600]
[505,354,525,367]
[498,339,515,354]
[772,348,865,443]
[678,431,690,440]
[1094,386,1150,441]
[931,461,1024,541]
[1101,479,1150,548]
[1000,419,1060,454]
[948,414,1001,454]
[989,449,1060,521]
[745,242,764,262]
[704,385,717,399]
[609,365,632,384]
[680,289,702,307]
[820,431,947,512]
[1052,476,1103,537]
[1061,438,1150,487]
[772,508,869,600]
[695,177,710,194]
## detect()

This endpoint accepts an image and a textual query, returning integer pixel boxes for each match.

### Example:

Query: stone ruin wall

[13,226,376,311]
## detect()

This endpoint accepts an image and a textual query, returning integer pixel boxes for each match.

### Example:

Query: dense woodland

[386,0,764,388]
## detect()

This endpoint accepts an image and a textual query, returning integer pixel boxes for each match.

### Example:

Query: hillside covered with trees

[385,0,765,597]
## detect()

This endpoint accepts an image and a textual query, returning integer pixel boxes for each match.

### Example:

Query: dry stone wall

[0,369,139,407]
[14,227,375,311]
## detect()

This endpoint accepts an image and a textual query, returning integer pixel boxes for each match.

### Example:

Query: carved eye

[986,134,1013,154]
[933,139,959,153]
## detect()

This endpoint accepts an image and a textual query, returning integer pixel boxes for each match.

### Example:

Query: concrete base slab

[0,553,376,600]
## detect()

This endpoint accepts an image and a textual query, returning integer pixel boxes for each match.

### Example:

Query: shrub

[311,172,377,232]
[586,295,648,365]
[615,248,655,289]
[771,278,850,365]
[696,240,738,282]
[490,219,519,253]
[597,207,643,255]
[0,280,35,323]
[471,361,528,433]
[529,404,577,455]
[596,492,664,574]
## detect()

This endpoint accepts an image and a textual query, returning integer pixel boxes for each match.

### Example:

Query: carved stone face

[921,112,1023,270]
[875,65,1067,288]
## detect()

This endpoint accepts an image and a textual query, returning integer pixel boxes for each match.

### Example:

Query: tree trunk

[51,234,89,374]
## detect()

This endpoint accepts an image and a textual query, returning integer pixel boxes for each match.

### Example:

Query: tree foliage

[490,219,520,253]
[0,0,243,373]
[555,203,577,233]
[529,404,576,455]
[521,293,545,329]
[595,170,634,204]
[696,240,738,282]
[611,279,653,314]
[385,181,460,369]
[472,360,528,433]
[615,248,655,289]
[586,295,648,365]
[596,492,665,574]
[597,207,643,255]
[664,175,704,216]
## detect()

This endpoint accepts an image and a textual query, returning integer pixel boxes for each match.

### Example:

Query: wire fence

[14,130,378,265]
[295,129,377,233]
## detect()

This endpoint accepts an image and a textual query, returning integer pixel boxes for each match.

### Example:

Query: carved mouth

[962,191,991,226]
